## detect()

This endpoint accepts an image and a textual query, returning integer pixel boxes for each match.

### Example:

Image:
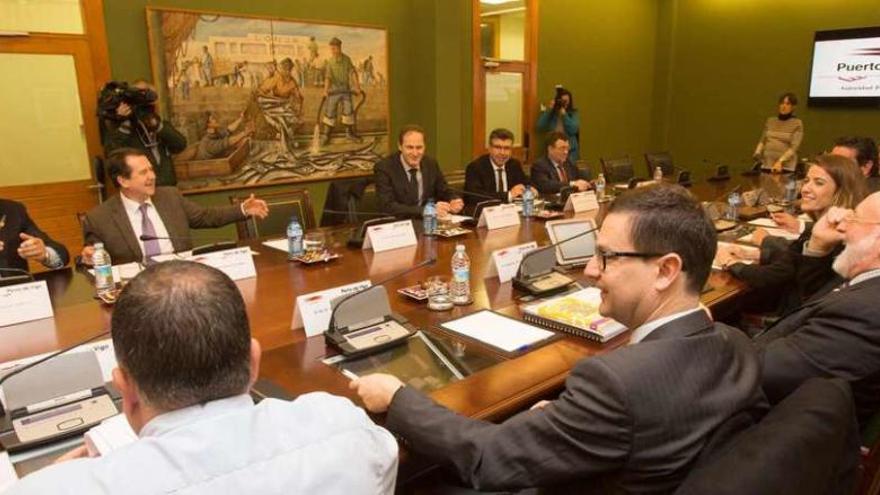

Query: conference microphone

[325,257,437,357]
[139,234,237,256]
[0,267,34,287]
[514,224,599,297]
[0,330,111,417]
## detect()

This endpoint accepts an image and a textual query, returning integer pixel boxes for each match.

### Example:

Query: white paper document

[0,280,53,328]
[738,228,799,244]
[262,238,289,253]
[441,310,554,353]
[0,451,17,492]
[747,218,778,227]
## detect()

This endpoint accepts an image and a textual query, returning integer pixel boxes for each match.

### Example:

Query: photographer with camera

[100,80,187,187]
[537,85,581,162]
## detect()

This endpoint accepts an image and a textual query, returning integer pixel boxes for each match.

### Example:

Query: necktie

[495,167,504,193]
[139,203,161,260]
[557,164,569,183]
[408,168,419,203]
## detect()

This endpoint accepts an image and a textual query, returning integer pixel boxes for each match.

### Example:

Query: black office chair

[644,151,675,178]
[320,177,372,226]
[601,155,635,184]
[675,378,859,495]
[229,189,315,241]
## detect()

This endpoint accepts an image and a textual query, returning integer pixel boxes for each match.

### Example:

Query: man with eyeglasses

[531,131,592,194]
[462,128,533,208]
[757,191,880,429]
[350,184,765,493]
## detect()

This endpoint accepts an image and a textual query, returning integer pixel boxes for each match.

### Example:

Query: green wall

[536,0,662,177]
[659,0,880,179]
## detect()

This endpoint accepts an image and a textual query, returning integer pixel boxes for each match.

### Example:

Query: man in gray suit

[352,184,766,493]
[757,191,880,428]
[80,148,268,265]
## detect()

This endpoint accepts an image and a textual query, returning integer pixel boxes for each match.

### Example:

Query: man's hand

[241,194,269,219]
[771,161,783,173]
[80,245,96,266]
[436,201,451,217]
[751,227,770,247]
[509,184,526,199]
[770,211,800,234]
[573,179,591,192]
[807,207,849,255]
[530,400,551,411]
[116,102,132,118]
[349,373,404,413]
[54,445,90,464]
[449,198,464,214]
[17,233,47,261]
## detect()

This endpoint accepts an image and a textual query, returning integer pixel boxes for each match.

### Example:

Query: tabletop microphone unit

[513,225,599,298]
[139,234,237,256]
[0,330,116,452]
[325,257,437,357]
[0,267,34,287]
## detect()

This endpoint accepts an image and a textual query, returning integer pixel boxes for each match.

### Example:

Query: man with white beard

[756,191,880,429]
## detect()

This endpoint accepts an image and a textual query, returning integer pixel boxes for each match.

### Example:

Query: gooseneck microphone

[514,225,599,297]
[0,330,111,416]
[518,225,599,267]
[139,234,237,256]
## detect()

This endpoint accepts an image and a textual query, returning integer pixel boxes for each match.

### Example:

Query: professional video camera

[97,81,160,129]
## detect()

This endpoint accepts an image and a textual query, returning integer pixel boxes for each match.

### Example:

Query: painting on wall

[145,7,389,192]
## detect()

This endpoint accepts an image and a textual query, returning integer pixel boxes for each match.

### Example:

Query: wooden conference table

[2,178,756,429]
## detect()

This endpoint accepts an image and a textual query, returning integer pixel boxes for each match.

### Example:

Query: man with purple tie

[80,148,268,265]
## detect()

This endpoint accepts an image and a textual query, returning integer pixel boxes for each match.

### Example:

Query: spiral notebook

[520,287,627,343]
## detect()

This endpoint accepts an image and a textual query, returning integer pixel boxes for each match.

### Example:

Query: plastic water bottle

[92,243,115,297]
[653,166,663,182]
[522,186,534,217]
[726,191,741,221]
[287,216,304,259]
[596,173,606,200]
[422,198,437,235]
[450,244,471,305]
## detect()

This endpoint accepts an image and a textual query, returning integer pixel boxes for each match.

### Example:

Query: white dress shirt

[120,194,174,259]
[628,306,705,345]
[8,393,398,495]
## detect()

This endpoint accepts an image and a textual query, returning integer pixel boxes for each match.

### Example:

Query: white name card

[0,280,53,328]
[292,280,372,337]
[565,191,600,213]
[486,242,538,283]
[478,204,521,230]
[363,220,418,252]
[189,247,256,281]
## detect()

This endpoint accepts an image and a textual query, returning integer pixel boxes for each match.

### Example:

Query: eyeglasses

[593,247,665,271]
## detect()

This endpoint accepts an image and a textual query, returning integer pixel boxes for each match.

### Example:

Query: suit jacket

[373,152,456,218]
[756,275,880,427]
[82,187,245,264]
[462,154,528,206]
[386,311,765,493]
[0,199,69,272]
[675,378,859,495]
[531,155,591,194]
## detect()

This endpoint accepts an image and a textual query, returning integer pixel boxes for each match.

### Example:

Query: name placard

[363,220,418,252]
[0,281,53,328]
[478,204,521,230]
[565,191,600,213]
[486,242,538,283]
[189,247,256,281]
[291,280,372,337]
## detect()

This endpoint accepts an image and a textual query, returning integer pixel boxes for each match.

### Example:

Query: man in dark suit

[352,184,765,493]
[756,191,880,427]
[373,125,462,218]
[80,148,268,265]
[831,136,880,193]
[462,128,532,207]
[0,199,69,273]
[531,131,592,194]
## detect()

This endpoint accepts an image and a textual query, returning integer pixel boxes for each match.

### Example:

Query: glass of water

[426,276,453,311]
[303,231,326,254]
